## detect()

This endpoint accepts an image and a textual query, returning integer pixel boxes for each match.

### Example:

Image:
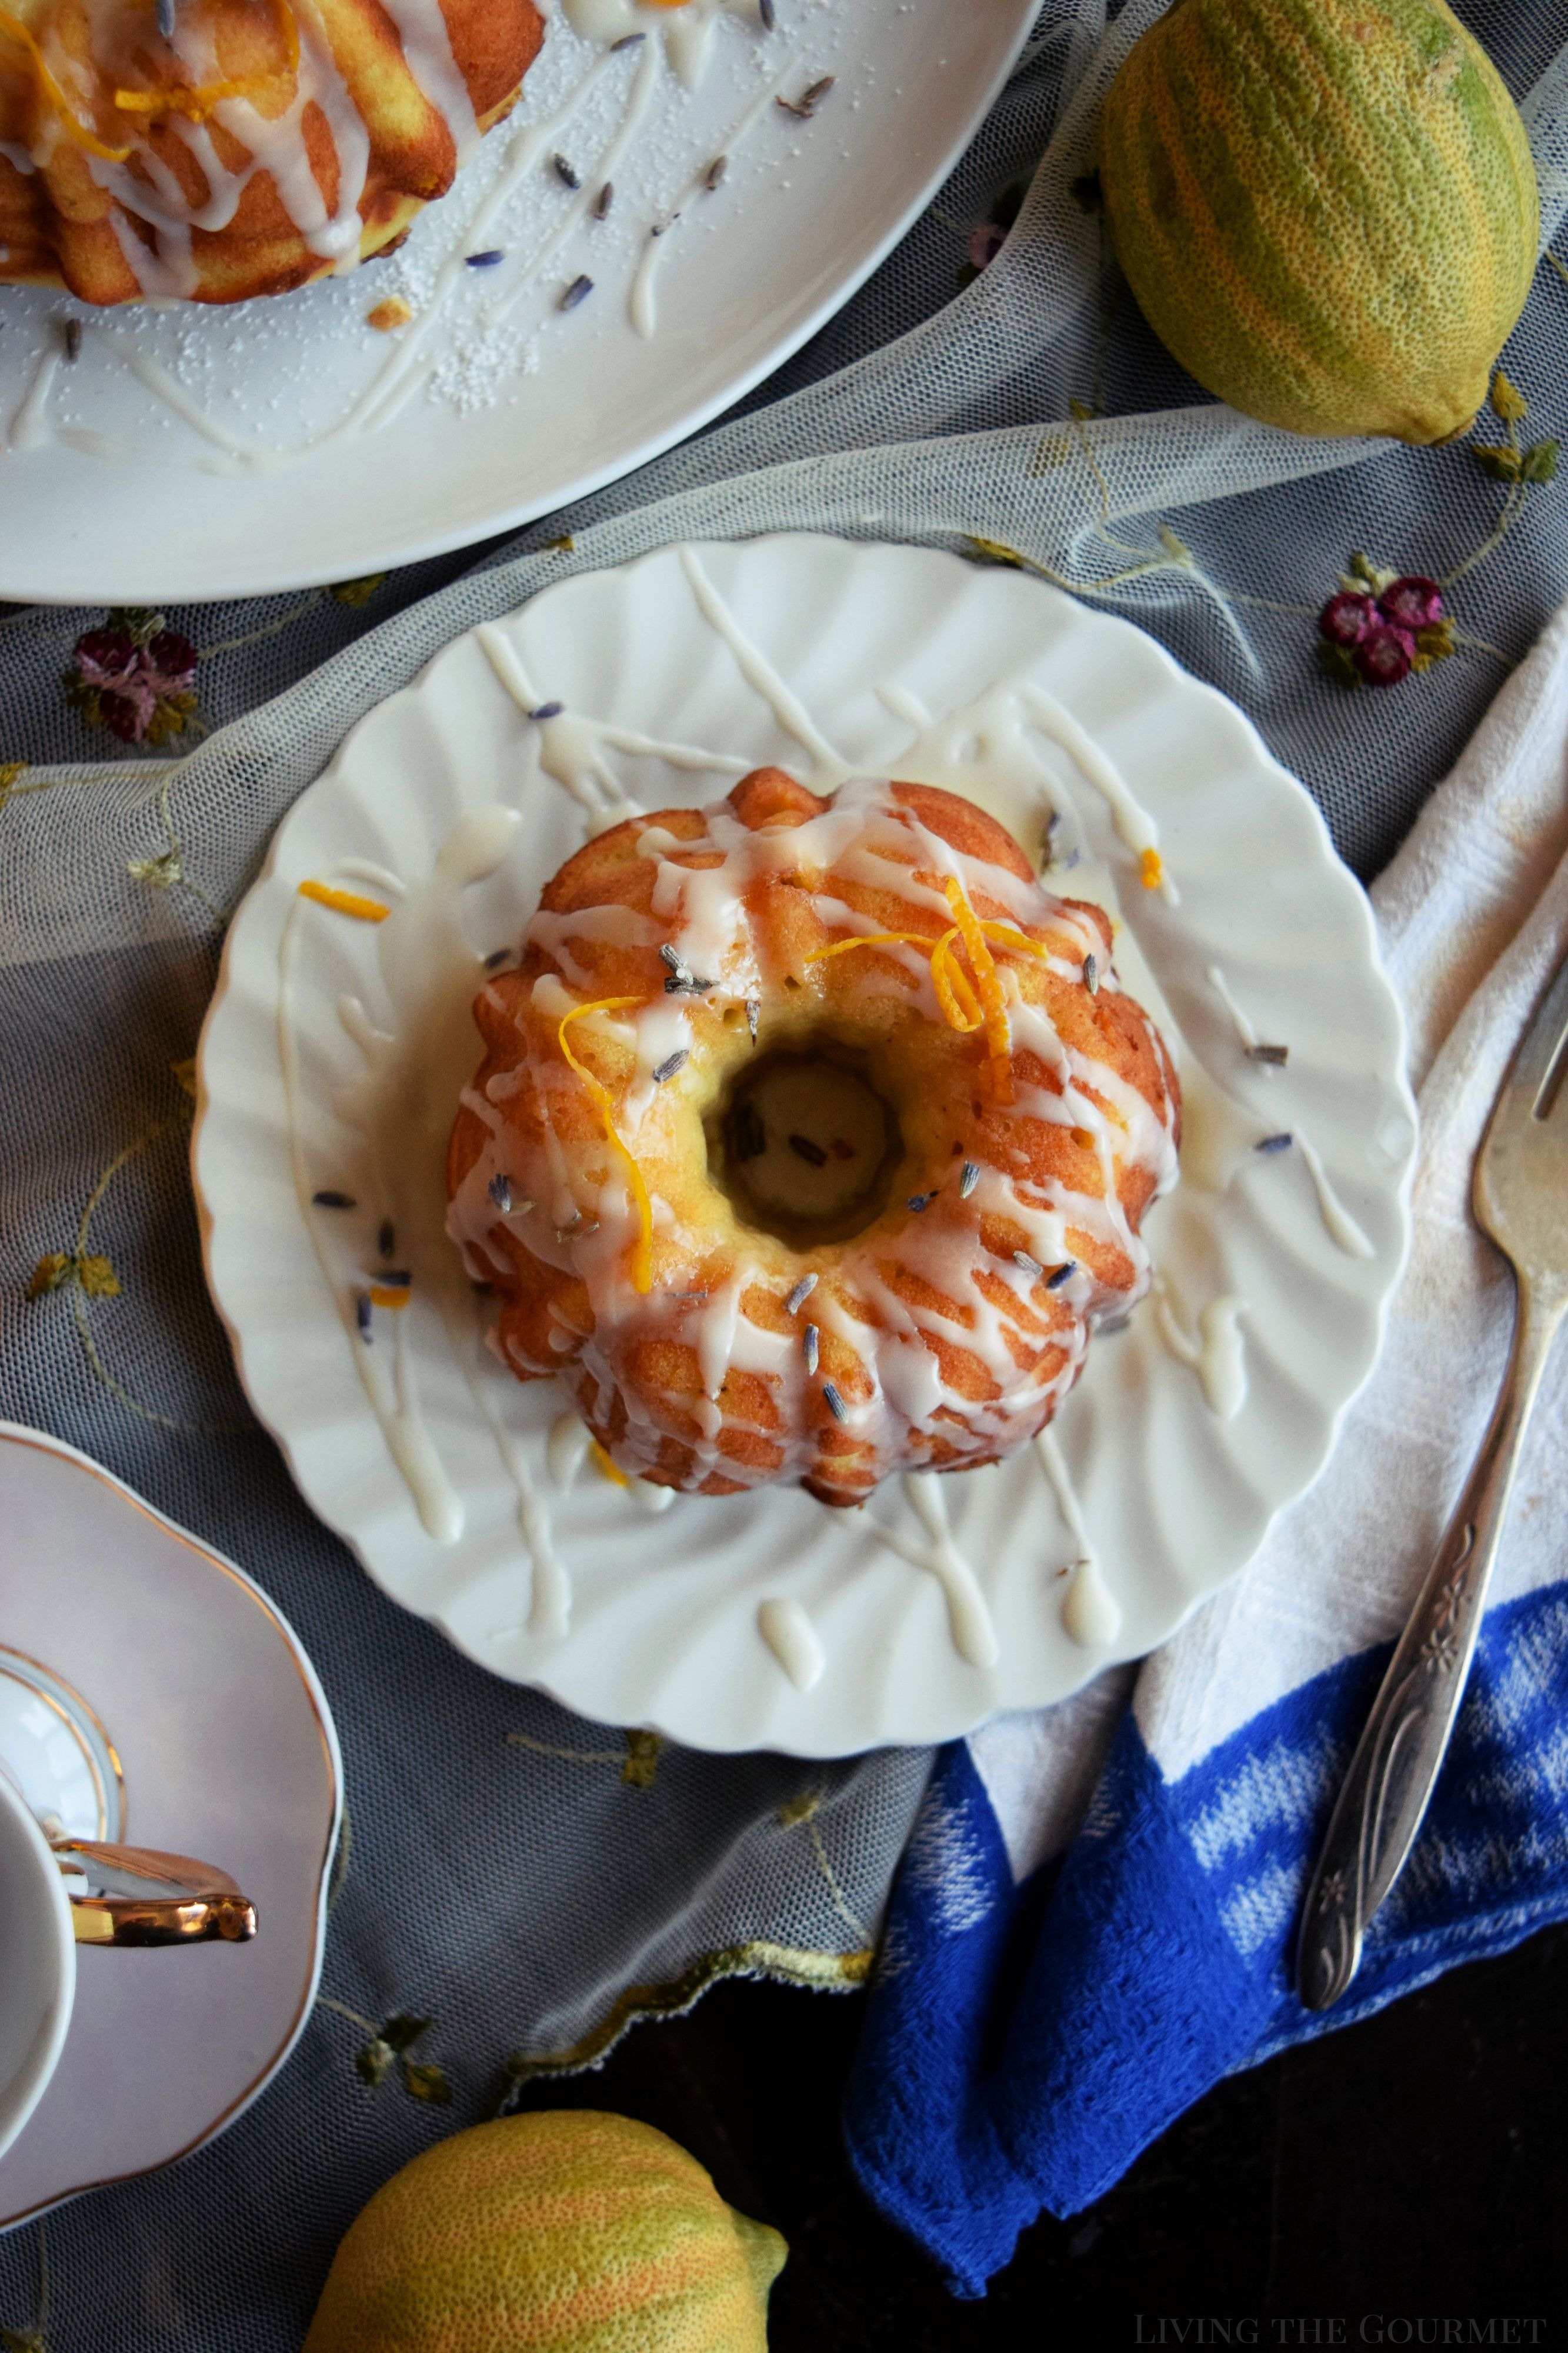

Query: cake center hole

[709,1045,903,1245]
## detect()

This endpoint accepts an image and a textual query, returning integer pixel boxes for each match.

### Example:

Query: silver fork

[1297,942,1568,2011]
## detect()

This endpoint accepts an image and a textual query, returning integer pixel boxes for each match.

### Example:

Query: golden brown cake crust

[447,769,1182,1507]
[0,0,542,304]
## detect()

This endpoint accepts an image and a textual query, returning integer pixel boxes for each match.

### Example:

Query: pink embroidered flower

[1377,575,1444,631]
[1319,591,1376,646]
[1352,622,1416,688]
[965,219,1009,275]
[65,611,198,745]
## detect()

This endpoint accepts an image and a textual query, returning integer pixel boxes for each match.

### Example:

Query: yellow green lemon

[1099,0,1538,442]
[303,2111,787,2352]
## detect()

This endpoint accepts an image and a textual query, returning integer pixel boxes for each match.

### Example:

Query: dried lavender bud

[703,155,728,192]
[488,1173,512,1213]
[552,154,581,190]
[759,0,775,25]
[779,78,832,118]
[1046,1260,1076,1289]
[312,1189,355,1209]
[907,1193,933,1212]
[1249,1042,1290,1067]
[559,275,593,312]
[1083,953,1098,995]
[660,944,689,975]
[64,319,82,363]
[746,998,760,1042]
[784,1272,818,1315]
[789,1133,827,1167]
[355,1292,372,1340]
[593,182,614,221]
[610,29,645,46]
[157,0,176,36]
[378,1218,395,1259]
[802,1324,819,1375]
[465,249,505,268]
[959,1160,980,1199]
[652,1049,689,1084]
[484,948,513,969]
[1013,1251,1045,1279]
[529,701,563,721]
[822,1381,848,1422]
[1255,1132,1293,1155]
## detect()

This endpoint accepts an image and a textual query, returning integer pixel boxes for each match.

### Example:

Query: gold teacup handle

[51,1841,257,1947]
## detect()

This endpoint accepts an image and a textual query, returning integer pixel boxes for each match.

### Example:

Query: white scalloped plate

[193,534,1416,1755]
[0,0,1035,602]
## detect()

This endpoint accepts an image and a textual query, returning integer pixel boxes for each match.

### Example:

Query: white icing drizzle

[1035,1429,1122,1649]
[758,1597,825,1692]
[630,72,787,336]
[476,619,746,834]
[547,1407,594,1486]
[5,343,60,451]
[279,874,466,1545]
[678,547,849,777]
[277,802,607,1636]
[1151,1277,1247,1421]
[563,0,765,94]
[1207,961,1260,1052]
[867,1475,999,1669]
[1296,1134,1376,1260]
[1205,968,1373,1259]
[1019,685,1179,906]
[1061,1555,1123,1649]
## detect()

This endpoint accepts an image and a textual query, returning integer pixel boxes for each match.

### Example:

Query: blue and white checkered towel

[844,604,1568,2295]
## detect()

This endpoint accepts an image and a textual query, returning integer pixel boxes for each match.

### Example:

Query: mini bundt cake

[0,0,543,304]
[447,769,1182,1508]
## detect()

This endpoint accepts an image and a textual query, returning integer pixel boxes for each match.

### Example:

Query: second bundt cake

[0,0,543,304]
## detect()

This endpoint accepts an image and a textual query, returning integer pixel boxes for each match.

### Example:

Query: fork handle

[1296,1275,1564,2011]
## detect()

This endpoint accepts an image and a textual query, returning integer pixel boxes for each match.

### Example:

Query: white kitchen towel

[845,602,1568,2292]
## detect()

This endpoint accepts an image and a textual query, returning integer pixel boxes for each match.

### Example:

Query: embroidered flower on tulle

[64,608,198,745]
[959,181,1025,287]
[1315,556,1456,690]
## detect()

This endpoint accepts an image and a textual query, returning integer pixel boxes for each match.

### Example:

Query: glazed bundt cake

[0,0,543,304]
[446,768,1182,1508]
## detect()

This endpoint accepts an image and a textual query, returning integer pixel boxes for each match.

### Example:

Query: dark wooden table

[514,1921,1568,2342]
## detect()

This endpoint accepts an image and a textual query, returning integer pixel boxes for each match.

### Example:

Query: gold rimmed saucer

[0,1424,341,2230]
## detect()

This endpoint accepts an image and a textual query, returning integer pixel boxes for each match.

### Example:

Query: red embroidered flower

[65,610,198,745]
[1353,622,1416,687]
[1376,575,1444,631]
[1318,591,1377,647]
[1316,566,1453,689]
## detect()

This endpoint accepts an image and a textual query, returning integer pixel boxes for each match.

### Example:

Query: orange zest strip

[368,1284,409,1310]
[805,931,932,965]
[943,878,1014,1104]
[114,0,299,121]
[298,879,390,921]
[557,996,653,1295]
[1139,847,1165,891]
[979,919,1052,964]
[589,1438,630,1488]
[929,927,982,1031]
[0,6,132,160]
